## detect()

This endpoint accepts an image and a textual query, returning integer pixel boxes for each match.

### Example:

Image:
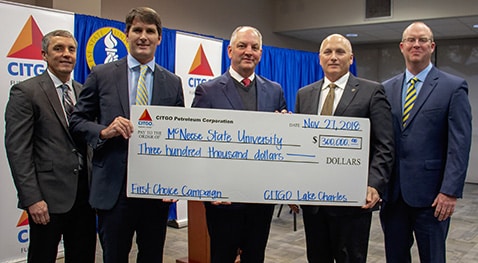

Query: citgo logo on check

[138,109,153,127]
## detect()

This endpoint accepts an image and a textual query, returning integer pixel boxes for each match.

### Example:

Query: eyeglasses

[402,37,432,44]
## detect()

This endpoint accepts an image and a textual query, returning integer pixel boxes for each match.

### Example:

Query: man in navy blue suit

[192,26,287,263]
[380,21,472,263]
[70,7,184,263]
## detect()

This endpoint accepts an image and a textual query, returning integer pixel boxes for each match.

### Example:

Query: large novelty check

[127,106,370,206]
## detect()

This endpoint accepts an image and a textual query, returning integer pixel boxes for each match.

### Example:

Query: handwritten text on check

[127,106,370,206]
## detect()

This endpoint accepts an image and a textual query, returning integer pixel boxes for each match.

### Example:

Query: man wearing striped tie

[5,30,96,263]
[70,7,184,263]
[380,22,472,263]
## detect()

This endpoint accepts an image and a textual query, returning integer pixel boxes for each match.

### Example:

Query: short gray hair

[42,30,77,52]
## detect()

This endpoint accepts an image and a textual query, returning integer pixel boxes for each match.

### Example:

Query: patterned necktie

[321,83,336,116]
[61,84,74,120]
[136,65,149,105]
[402,77,418,127]
[242,78,251,87]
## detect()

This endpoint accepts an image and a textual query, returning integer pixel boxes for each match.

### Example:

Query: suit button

[73,169,79,175]
[72,149,77,153]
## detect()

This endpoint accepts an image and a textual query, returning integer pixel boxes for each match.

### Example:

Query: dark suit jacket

[295,74,394,215]
[192,71,287,112]
[382,67,471,207]
[69,57,184,210]
[192,71,287,209]
[5,72,85,214]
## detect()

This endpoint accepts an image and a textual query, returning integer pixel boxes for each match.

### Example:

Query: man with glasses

[380,21,472,263]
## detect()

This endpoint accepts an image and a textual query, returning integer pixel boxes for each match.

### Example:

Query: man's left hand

[362,186,380,209]
[432,193,457,221]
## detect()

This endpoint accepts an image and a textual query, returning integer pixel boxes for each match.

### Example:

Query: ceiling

[278,16,478,45]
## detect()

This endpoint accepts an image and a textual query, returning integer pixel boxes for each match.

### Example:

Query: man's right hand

[100,116,134,139]
[28,201,50,225]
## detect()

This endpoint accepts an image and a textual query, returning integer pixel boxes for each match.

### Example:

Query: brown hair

[125,7,162,36]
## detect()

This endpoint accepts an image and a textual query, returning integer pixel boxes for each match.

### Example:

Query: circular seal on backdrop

[86,27,129,69]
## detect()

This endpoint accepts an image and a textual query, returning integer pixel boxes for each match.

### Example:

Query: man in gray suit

[5,30,96,263]
[294,34,394,263]
[70,7,184,263]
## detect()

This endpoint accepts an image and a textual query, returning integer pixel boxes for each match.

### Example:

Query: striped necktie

[61,84,74,120]
[321,83,336,116]
[136,65,149,105]
[402,77,418,127]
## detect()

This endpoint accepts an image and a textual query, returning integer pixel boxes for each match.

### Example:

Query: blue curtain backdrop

[74,14,356,112]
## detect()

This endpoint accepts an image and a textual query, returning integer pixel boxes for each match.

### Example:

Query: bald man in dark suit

[380,21,472,263]
[295,34,394,263]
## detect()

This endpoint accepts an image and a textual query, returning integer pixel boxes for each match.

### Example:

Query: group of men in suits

[4,5,471,263]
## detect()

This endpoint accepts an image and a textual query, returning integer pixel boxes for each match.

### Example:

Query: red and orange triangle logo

[139,110,152,121]
[16,211,29,227]
[188,44,214,76]
[7,15,44,60]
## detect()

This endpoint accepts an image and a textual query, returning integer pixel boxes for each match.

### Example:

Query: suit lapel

[389,74,406,131]
[221,72,244,110]
[335,75,359,116]
[71,81,81,100]
[114,58,130,116]
[390,75,405,120]
[151,64,164,105]
[305,80,323,114]
[256,76,268,111]
[38,73,71,135]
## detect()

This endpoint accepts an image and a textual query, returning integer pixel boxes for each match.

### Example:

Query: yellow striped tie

[136,65,149,105]
[402,77,418,127]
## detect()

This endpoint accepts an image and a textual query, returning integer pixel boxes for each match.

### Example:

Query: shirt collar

[229,67,256,83]
[47,69,73,88]
[127,54,156,72]
[405,62,432,83]
[322,72,349,91]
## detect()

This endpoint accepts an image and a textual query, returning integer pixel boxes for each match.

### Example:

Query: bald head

[320,34,352,53]
[402,22,434,42]
[400,21,436,74]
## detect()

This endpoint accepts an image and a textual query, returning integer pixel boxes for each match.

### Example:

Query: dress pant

[97,186,171,263]
[27,197,96,263]
[205,203,275,263]
[380,196,450,263]
[302,207,372,263]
